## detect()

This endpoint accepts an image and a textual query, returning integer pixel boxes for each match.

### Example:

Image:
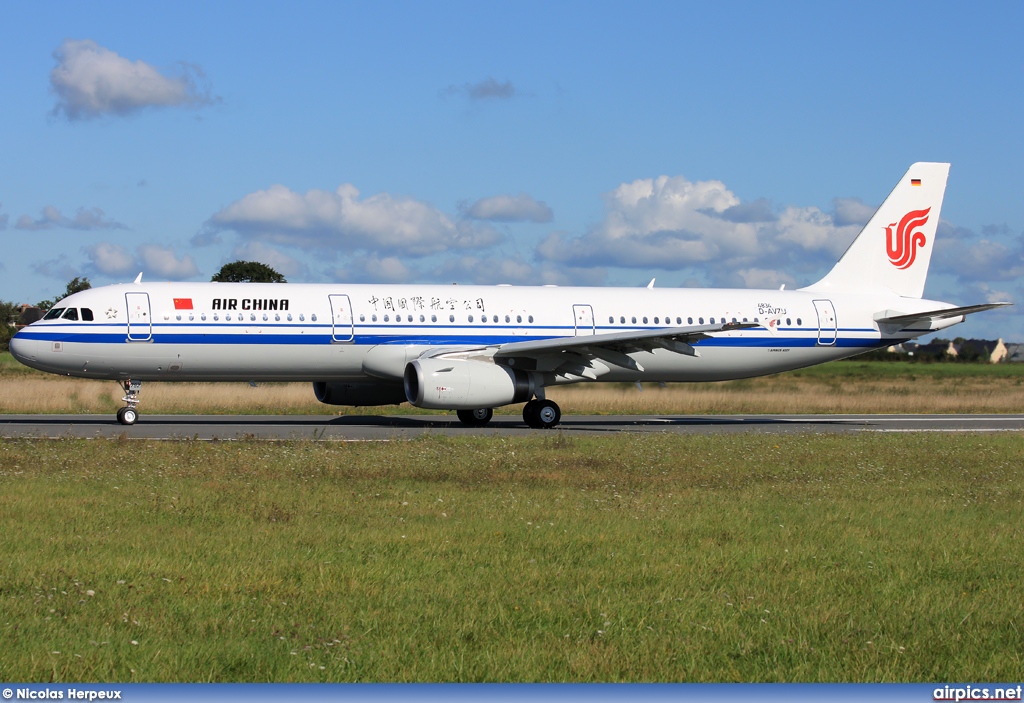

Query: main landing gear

[523,398,561,429]
[454,398,563,429]
[116,379,142,425]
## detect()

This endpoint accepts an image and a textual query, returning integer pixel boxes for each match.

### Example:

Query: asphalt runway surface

[2,413,1023,440]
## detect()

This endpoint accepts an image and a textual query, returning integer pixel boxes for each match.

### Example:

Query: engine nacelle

[313,381,407,406]
[404,358,533,409]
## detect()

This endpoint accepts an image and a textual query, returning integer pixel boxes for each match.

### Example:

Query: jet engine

[404,357,534,409]
[313,381,407,406]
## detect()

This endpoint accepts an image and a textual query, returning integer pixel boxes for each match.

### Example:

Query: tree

[37,276,92,310]
[211,261,287,283]
[0,300,18,352]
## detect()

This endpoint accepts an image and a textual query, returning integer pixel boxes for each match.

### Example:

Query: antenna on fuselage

[134,272,144,284]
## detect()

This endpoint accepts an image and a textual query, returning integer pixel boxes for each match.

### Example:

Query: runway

[2,413,1023,440]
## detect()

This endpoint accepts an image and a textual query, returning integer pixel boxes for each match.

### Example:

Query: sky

[1,0,1022,342]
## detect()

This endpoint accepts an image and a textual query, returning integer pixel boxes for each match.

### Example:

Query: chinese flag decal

[173,298,194,310]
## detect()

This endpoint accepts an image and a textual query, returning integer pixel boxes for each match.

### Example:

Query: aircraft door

[125,292,152,341]
[813,299,837,346]
[573,304,595,336]
[329,294,354,342]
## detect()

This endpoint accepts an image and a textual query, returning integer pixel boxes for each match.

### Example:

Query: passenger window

[176,314,182,321]
[517,315,522,323]
[643,317,648,324]
[44,308,66,320]
[468,315,474,323]
[631,316,636,324]
[687,317,692,324]
[620,316,625,324]
[420,314,425,322]
[384,314,390,322]
[507,315,512,323]
[263,313,268,321]
[189,313,194,321]
[226,314,232,321]
[62,308,79,321]
[528,315,534,323]
[797,318,802,325]
[81,308,94,321]
[449,314,455,323]
[786,318,792,326]
[431,315,437,323]
[202,313,207,321]
[287,314,293,321]
[710,317,715,324]
[311,314,317,322]
[654,317,659,324]
[275,314,280,321]
[699,317,704,324]
[359,314,365,322]
[299,314,305,321]
[372,314,377,322]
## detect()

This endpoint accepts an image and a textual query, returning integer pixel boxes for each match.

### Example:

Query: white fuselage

[10,281,960,385]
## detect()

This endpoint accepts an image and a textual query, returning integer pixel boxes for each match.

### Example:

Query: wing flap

[874,302,1011,325]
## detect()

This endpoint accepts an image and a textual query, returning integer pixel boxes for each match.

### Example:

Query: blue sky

[2,1,1022,341]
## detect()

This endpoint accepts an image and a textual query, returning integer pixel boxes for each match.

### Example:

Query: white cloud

[207,183,503,256]
[535,173,865,286]
[31,254,78,280]
[138,244,199,280]
[832,197,876,227]
[83,242,198,280]
[330,256,418,284]
[432,255,606,286]
[465,193,553,223]
[50,39,214,120]
[84,242,136,276]
[231,242,308,279]
[16,205,126,231]
[444,77,518,100]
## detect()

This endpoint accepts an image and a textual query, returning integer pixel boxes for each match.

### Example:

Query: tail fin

[804,162,950,298]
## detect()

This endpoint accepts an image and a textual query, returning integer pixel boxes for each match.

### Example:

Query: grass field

[3,352,1024,416]
[2,433,1022,682]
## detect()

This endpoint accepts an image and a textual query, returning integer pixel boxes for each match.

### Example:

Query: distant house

[1006,343,1024,363]
[16,304,43,327]
[955,338,1007,363]
[914,340,959,361]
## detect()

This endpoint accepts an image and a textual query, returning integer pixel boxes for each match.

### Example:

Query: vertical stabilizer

[804,162,949,298]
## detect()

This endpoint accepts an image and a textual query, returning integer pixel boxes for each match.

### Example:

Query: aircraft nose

[9,330,41,366]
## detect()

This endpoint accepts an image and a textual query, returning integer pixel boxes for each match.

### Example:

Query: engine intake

[404,358,533,409]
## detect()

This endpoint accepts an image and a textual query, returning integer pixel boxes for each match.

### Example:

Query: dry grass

[548,375,1024,415]
[1,370,1022,415]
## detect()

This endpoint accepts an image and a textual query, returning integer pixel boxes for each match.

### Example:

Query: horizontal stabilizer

[874,302,1011,326]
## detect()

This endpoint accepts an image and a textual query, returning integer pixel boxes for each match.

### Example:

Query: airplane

[9,162,1010,428]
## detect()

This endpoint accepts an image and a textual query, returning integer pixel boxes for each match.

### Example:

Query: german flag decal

[173,298,194,310]
[911,178,922,186]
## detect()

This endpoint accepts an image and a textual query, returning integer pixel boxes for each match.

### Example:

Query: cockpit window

[43,308,66,320]
[62,308,79,321]
[81,308,94,321]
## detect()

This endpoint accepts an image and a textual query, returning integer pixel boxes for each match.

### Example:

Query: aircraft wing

[489,321,759,376]
[874,302,1011,326]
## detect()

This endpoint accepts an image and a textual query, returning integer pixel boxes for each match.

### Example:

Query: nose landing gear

[117,379,142,425]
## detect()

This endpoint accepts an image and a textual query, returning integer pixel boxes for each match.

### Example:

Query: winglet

[647,278,656,289]
[134,272,143,284]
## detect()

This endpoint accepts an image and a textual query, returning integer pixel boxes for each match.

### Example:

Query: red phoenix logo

[885,208,930,269]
